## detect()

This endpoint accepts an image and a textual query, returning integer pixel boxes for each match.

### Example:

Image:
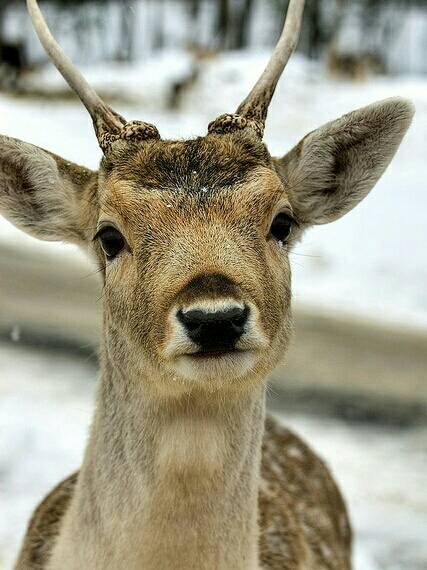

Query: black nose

[178,305,249,353]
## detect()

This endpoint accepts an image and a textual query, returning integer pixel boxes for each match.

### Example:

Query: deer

[3,1,413,569]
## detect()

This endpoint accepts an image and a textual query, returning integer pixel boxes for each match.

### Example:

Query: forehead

[102,132,273,195]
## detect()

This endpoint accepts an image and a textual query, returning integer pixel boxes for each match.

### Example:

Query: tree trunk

[116,0,135,62]
[0,6,6,44]
[188,0,201,21]
[0,0,13,44]
[234,0,255,49]
[152,0,166,51]
[328,0,346,53]
[215,0,230,49]
[187,0,201,45]
[304,0,323,59]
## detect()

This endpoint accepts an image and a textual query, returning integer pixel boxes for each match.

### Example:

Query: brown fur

[0,97,413,570]
[16,418,351,570]
[15,474,78,570]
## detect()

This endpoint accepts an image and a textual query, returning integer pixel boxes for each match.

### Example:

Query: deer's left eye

[97,226,126,259]
[269,212,293,243]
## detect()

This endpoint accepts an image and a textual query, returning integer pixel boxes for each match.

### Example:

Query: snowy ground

[0,51,426,329]
[0,341,426,570]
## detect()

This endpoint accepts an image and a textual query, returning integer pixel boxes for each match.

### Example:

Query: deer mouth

[191,348,246,359]
[167,348,258,383]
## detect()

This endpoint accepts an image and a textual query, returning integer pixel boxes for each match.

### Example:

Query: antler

[209,0,305,138]
[26,0,160,153]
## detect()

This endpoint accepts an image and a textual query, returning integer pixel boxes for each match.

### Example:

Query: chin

[167,350,259,389]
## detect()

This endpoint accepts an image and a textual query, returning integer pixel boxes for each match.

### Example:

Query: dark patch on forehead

[103,132,272,194]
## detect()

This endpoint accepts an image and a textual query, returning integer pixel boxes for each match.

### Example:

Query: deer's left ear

[0,135,97,243]
[274,97,414,225]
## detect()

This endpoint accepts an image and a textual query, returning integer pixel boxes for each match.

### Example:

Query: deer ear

[274,98,414,225]
[0,135,97,243]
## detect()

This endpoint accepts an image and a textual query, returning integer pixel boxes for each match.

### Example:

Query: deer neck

[49,333,265,570]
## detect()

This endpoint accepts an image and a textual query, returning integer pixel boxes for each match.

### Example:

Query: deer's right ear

[0,135,97,243]
[274,97,414,227]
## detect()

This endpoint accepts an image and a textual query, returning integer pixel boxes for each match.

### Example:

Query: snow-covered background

[0,40,426,570]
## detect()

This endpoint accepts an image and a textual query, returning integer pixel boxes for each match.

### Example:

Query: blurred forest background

[0,0,427,90]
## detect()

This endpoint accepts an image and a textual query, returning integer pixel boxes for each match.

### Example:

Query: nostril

[177,309,206,331]
[180,318,202,333]
[231,306,249,329]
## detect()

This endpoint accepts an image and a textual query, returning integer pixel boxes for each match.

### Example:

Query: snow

[26,49,196,107]
[0,341,426,569]
[0,51,426,330]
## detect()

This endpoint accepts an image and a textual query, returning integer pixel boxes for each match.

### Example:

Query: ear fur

[0,135,97,242]
[274,97,415,226]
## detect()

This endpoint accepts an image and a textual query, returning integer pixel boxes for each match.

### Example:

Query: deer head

[0,0,414,397]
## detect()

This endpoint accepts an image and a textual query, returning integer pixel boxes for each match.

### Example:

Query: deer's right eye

[97,226,126,260]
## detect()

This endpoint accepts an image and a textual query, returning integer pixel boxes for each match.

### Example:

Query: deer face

[94,134,293,390]
[0,1,415,397]
[0,96,415,396]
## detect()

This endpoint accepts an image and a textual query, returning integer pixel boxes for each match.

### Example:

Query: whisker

[289,251,321,259]
[80,266,105,280]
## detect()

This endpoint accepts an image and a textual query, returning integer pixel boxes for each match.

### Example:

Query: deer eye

[97,226,126,259]
[269,212,293,243]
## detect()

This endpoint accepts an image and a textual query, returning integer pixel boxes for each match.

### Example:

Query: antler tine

[27,0,124,133]
[27,0,160,153]
[237,0,305,130]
